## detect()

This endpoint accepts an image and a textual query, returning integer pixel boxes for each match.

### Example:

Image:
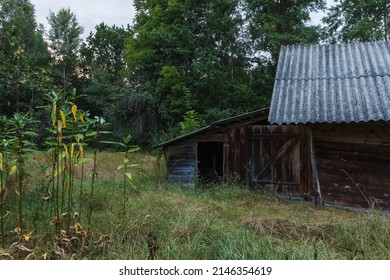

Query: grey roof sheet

[269,41,390,124]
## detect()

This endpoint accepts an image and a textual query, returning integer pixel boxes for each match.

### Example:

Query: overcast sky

[30,0,333,39]
[30,0,136,37]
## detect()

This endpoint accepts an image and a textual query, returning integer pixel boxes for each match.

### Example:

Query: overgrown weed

[1,150,390,259]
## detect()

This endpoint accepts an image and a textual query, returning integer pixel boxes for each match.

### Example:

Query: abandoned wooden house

[159,40,390,210]
[157,108,270,187]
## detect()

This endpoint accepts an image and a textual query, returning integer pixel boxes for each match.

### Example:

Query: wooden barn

[157,108,270,187]
[159,40,390,210]
[269,41,390,210]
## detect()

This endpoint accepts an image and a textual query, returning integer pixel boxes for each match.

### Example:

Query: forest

[2,0,390,261]
[2,0,390,147]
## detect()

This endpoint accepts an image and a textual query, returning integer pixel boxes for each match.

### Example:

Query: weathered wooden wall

[311,121,390,209]
[252,125,305,195]
[227,127,249,184]
[164,121,390,210]
[166,143,197,187]
[227,125,310,196]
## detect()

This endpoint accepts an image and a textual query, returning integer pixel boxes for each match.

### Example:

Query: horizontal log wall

[311,121,390,209]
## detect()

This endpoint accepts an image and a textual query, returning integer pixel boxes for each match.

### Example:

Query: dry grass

[2,151,390,260]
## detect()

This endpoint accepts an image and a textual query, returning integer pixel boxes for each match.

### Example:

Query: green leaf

[98,130,112,134]
[54,165,65,177]
[123,135,131,145]
[23,131,39,137]
[99,140,121,146]
[9,165,17,175]
[86,131,97,137]
[75,157,93,166]
[75,134,84,141]
[117,164,125,171]
[128,146,140,153]
[51,102,57,127]
[125,172,132,182]
[58,151,66,160]
[98,159,111,168]
[101,141,128,148]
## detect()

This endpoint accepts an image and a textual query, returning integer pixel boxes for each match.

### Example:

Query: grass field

[1,151,390,260]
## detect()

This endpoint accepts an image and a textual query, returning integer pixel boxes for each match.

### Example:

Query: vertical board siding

[166,143,197,187]
[228,125,307,196]
[312,122,390,209]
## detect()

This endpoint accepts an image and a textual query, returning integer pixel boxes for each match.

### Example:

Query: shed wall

[312,122,390,209]
[166,143,197,187]
[227,125,310,197]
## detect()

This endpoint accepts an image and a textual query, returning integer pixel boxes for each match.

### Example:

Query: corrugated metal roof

[269,41,390,124]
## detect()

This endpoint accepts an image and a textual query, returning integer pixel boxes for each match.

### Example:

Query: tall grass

[1,146,390,259]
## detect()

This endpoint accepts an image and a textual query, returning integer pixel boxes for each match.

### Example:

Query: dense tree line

[0,0,387,146]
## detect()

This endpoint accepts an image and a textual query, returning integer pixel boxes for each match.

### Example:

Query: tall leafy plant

[46,90,90,227]
[6,113,38,235]
[103,135,140,221]
[85,116,110,227]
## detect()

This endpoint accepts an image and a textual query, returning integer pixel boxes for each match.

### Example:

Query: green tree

[246,0,325,63]
[323,0,390,42]
[125,0,253,144]
[0,0,36,55]
[156,66,192,125]
[47,8,84,91]
[79,23,131,132]
[0,0,52,115]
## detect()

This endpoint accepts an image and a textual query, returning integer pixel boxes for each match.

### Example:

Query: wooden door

[249,126,302,195]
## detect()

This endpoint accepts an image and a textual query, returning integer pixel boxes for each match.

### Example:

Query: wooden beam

[251,134,298,139]
[253,179,300,186]
[308,128,323,206]
[184,133,228,143]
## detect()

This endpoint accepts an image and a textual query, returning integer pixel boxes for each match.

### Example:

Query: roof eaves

[156,108,269,148]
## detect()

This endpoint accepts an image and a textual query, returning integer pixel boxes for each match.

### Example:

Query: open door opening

[197,142,224,184]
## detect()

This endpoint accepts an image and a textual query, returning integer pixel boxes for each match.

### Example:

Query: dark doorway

[197,142,224,184]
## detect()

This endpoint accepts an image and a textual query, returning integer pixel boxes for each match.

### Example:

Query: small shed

[270,41,390,209]
[157,109,269,187]
[158,108,312,199]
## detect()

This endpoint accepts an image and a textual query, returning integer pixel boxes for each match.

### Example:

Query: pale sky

[30,0,136,38]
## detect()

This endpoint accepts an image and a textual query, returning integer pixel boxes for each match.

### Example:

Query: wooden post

[222,142,229,187]
[246,127,253,190]
[308,128,323,206]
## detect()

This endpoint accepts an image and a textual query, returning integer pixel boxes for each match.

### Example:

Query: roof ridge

[275,73,390,81]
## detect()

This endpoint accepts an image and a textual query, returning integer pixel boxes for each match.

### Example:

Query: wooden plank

[253,137,296,181]
[309,128,322,206]
[239,128,247,183]
[245,127,252,189]
[227,128,238,182]
[188,134,228,143]
[253,179,300,186]
[299,125,310,194]
[251,134,299,139]
[166,143,197,187]
[223,143,229,186]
